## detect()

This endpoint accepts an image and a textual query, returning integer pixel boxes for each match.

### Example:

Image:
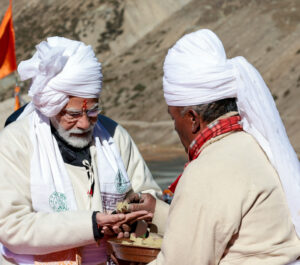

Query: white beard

[50,117,95,148]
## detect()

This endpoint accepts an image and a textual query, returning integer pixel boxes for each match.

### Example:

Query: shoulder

[179,131,275,194]
[97,114,132,147]
[197,131,272,173]
[97,114,118,137]
[0,116,31,141]
[0,116,32,155]
[4,104,28,127]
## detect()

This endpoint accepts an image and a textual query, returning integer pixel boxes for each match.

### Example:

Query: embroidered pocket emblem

[49,191,69,212]
[115,170,128,194]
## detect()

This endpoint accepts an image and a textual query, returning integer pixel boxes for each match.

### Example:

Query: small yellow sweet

[116,201,129,213]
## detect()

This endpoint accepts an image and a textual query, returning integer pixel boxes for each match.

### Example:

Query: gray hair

[181,98,238,123]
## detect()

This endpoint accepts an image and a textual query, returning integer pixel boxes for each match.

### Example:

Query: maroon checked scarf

[167,115,243,194]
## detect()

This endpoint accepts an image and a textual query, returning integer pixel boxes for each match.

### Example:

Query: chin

[64,134,93,148]
[50,117,95,148]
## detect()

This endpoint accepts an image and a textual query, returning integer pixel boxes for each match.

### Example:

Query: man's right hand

[125,193,156,214]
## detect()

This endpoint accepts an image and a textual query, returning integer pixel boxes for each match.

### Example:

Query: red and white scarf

[168,115,242,193]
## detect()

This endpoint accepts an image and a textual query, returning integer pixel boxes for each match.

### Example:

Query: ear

[185,109,201,134]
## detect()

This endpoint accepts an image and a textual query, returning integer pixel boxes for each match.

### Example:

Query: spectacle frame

[62,106,101,123]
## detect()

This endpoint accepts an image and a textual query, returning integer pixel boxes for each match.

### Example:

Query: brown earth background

[0,0,299,160]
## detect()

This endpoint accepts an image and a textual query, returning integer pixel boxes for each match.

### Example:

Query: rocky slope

[0,0,299,157]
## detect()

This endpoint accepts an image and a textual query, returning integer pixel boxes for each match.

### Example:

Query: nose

[76,113,91,130]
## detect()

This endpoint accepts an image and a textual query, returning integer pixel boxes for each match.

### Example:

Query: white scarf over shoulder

[163,29,300,264]
[0,37,131,264]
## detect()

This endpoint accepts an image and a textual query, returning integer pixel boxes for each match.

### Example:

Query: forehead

[65,97,99,109]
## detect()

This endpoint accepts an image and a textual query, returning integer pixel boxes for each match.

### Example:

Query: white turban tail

[18,36,103,117]
[163,29,300,244]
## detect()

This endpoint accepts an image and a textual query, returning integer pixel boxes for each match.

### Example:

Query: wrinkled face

[168,106,193,152]
[50,96,99,148]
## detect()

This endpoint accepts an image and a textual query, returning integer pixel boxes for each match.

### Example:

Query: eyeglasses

[62,107,101,122]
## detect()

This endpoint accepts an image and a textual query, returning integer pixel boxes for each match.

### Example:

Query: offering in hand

[116,201,129,213]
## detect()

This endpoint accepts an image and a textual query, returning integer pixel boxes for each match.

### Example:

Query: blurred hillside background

[0,0,299,187]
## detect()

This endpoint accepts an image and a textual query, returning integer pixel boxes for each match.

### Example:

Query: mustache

[68,127,94,135]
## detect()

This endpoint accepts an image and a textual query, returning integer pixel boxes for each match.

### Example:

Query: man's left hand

[101,210,153,238]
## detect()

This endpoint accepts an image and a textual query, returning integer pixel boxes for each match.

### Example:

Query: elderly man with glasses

[0,37,167,265]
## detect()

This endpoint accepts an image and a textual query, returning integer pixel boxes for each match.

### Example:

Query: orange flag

[0,0,17,79]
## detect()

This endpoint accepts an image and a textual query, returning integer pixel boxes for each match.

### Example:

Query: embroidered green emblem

[115,170,128,194]
[49,191,69,212]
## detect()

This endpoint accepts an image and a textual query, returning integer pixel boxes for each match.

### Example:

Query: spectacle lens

[64,107,101,122]
[87,109,100,118]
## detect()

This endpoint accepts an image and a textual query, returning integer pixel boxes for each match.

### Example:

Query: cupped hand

[96,212,125,227]
[101,210,153,238]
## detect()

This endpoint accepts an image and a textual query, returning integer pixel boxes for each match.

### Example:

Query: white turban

[163,29,300,246]
[17,36,102,117]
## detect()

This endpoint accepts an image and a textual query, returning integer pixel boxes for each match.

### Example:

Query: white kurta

[0,114,163,265]
[149,131,300,265]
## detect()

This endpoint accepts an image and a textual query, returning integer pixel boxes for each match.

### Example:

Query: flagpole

[13,71,21,110]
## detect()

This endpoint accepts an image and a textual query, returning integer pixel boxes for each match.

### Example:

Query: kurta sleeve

[149,153,253,265]
[0,120,95,255]
[151,198,169,235]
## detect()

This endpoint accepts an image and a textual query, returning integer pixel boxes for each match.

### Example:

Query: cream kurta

[0,114,162,264]
[149,131,300,265]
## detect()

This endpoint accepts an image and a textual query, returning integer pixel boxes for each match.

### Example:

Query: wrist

[153,199,157,214]
[92,211,104,242]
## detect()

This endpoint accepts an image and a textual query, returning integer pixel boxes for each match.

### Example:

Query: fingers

[117,231,124,239]
[115,210,151,227]
[121,224,131,238]
[125,192,141,204]
[97,210,151,238]
[107,223,131,238]
[128,203,146,213]
[96,212,125,227]
[124,210,148,222]
[121,224,131,233]
[112,225,122,235]
[101,226,115,236]
[135,212,153,222]
[127,193,156,214]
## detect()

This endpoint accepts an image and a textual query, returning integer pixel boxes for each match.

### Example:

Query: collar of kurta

[168,113,242,194]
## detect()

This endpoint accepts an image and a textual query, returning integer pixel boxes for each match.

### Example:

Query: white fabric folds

[0,37,131,264]
[18,36,102,117]
[163,29,300,264]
